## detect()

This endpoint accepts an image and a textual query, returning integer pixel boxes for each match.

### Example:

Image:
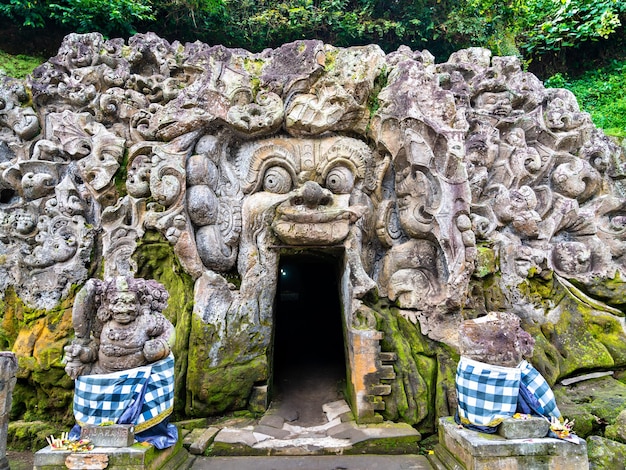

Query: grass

[0,50,45,79]
[546,60,626,139]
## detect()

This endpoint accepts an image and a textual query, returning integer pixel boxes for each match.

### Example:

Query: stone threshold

[183,399,421,456]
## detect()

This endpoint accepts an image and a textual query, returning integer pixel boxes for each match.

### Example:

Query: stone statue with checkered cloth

[63,276,178,449]
[455,312,562,433]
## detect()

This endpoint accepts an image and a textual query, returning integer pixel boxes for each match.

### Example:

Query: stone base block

[34,434,189,470]
[497,416,550,439]
[81,424,135,447]
[437,417,589,470]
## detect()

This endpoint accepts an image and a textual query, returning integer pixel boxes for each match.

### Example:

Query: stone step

[208,419,421,456]
[379,352,397,362]
[183,427,208,449]
[430,443,464,470]
[189,427,220,455]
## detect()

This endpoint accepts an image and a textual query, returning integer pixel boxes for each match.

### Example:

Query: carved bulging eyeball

[325,166,354,194]
[263,166,292,194]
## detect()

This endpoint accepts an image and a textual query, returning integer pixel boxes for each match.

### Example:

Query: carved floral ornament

[0,32,624,352]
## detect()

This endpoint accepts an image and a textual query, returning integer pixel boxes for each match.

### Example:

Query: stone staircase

[179,398,420,457]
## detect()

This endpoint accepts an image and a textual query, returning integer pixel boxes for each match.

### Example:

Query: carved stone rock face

[239,136,373,246]
[3,33,626,429]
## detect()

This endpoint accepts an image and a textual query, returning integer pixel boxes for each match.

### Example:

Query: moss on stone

[346,433,421,455]
[520,276,626,380]
[473,245,497,278]
[7,420,59,451]
[133,230,196,416]
[587,436,626,470]
[554,376,626,438]
[186,337,268,417]
[0,284,79,426]
[573,271,626,310]
[370,300,437,433]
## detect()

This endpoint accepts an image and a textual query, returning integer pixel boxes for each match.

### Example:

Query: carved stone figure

[1,33,626,434]
[64,276,174,379]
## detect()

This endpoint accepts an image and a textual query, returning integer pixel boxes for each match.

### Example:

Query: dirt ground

[272,363,345,426]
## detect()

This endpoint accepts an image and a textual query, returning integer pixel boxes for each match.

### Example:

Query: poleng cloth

[518,359,561,418]
[73,354,174,433]
[456,357,520,427]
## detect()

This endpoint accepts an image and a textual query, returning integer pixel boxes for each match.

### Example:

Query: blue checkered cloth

[73,354,175,433]
[456,357,521,427]
[518,360,561,418]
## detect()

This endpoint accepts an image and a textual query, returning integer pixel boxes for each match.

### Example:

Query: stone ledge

[437,417,589,470]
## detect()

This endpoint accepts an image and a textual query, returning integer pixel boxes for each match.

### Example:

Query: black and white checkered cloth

[518,359,561,418]
[73,354,175,433]
[456,356,561,428]
[456,357,520,427]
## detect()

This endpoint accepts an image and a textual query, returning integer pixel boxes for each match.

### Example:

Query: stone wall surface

[0,32,625,434]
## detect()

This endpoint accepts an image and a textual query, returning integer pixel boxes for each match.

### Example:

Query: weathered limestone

[0,31,625,438]
[497,417,550,439]
[64,276,174,378]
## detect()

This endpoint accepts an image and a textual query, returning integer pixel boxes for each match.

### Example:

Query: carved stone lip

[272,219,351,245]
[274,205,356,224]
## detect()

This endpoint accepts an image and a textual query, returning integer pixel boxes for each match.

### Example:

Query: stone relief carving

[2,33,626,428]
[64,276,174,379]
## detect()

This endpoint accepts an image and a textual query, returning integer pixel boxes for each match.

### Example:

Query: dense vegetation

[546,60,626,138]
[0,0,625,136]
[1,0,625,71]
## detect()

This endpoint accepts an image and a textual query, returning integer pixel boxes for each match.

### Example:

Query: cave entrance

[271,252,347,426]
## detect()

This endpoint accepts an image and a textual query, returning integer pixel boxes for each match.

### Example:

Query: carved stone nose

[292,181,332,208]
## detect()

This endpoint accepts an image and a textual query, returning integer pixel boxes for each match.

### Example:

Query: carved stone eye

[325,166,354,194]
[263,166,292,194]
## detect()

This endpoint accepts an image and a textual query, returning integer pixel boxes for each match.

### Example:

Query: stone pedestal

[431,417,589,470]
[33,435,192,470]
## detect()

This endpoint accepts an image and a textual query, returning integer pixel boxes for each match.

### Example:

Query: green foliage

[521,0,626,55]
[2,0,625,66]
[49,0,155,36]
[0,0,155,36]
[185,0,440,52]
[546,59,626,137]
[445,0,626,59]
[0,0,49,28]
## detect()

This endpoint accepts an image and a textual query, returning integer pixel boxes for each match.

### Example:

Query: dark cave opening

[271,252,347,424]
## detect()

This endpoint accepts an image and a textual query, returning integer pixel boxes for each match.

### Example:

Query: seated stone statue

[455,312,561,433]
[64,276,174,378]
[63,276,177,449]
